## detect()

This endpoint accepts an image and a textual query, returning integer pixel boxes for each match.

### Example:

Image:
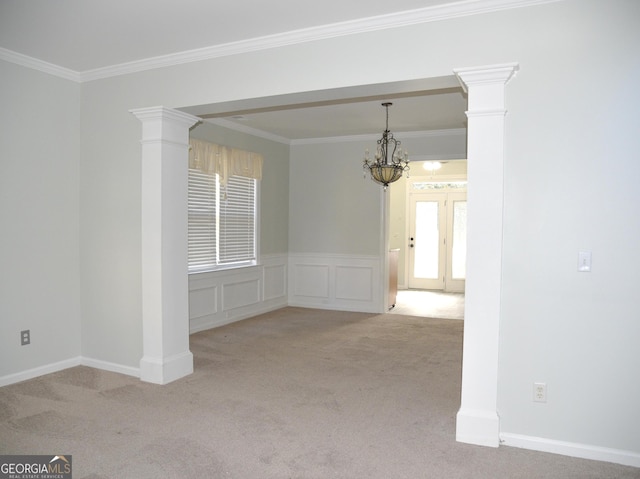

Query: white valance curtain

[189,138,263,186]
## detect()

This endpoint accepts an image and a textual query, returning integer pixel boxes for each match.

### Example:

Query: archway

[132,63,520,449]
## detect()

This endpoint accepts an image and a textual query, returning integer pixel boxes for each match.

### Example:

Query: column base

[456,408,500,447]
[139,350,194,385]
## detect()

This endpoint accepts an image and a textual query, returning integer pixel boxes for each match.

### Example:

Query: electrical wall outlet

[533,382,547,402]
[21,330,30,346]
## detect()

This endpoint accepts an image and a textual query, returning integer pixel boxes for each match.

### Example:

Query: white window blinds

[188,138,259,273]
[188,169,217,271]
[219,175,256,265]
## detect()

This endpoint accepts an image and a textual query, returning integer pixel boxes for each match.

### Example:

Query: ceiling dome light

[423,161,442,171]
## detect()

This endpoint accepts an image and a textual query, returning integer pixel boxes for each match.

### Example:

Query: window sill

[188,260,258,276]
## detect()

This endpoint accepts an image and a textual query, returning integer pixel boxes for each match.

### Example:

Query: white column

[453,63,519,447]
[130,106,200,384]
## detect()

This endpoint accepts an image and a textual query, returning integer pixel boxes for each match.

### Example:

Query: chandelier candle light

[363,102,410,190]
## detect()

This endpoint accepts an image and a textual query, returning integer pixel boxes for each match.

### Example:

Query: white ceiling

[0,0,532,141]
[0,0,467,72]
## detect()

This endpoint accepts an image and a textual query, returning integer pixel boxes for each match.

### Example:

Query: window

[188,169,257,272]
[187,138,262,273]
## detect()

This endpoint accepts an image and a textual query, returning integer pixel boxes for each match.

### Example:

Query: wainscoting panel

[264,263,287,300]
[222,278,261,310]
[292,264,330,299]
[335,265,374,301]
[189,283,219,319]
[288,253,382,313]
[189,254,288,333]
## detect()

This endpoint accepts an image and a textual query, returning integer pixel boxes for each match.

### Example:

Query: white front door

[409,193,446,290]
[445,192,467,293]
[408,191,466,292]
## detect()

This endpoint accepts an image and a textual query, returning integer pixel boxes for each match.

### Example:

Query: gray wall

[1,0,639,458]
[289,140,381,256]
[0,62,81,376]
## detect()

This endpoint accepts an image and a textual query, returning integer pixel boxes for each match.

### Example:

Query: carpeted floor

[1,307,638,478]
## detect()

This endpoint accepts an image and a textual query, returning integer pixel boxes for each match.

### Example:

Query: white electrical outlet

[533,382,547,403]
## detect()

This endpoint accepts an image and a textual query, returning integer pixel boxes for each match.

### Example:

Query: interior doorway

[388,161,467,319]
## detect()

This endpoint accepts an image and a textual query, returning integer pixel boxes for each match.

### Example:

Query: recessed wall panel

[336,266,373,301]
[189,285,218,319]
[223,279,261,310]
[264,264,286,300]
[294,264,330,298]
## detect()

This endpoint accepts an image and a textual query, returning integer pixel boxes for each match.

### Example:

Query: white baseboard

[500,432,640,468]
[0,357,82,387]
[0,356,142,387]
[81,356,140,378]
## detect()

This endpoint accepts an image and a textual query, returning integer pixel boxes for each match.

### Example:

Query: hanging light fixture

[363,102,410,190]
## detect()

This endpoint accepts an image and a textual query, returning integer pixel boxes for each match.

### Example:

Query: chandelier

[363,102,410,189]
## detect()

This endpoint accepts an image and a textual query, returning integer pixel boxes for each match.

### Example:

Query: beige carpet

[1,307,638,478]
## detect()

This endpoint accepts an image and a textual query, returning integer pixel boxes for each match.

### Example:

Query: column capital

[454,63,519,113]
[453,63,520,92]
[130,106,200,144]
[130,105,200,127]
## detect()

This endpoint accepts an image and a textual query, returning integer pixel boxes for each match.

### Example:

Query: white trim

[207,118,467,146]
[131,106,200,385]
[80,357,140,378]
[454,62,519,448]
[288,253,383,313]
[291,128,467,146]
[0,47,81,82]
[0,357,81,387]
[188,254,288,334]
[410,153,468,162]
[139,351,194,385]
[206,119,292,145]
[80,0,559,82]
[0,356,140,387]
[501,433,640,468]
[0,1,561,82]
[456,409,501,447]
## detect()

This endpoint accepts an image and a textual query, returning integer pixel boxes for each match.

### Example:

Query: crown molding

[205,118,293,145]
[0,47,81,82]
[291,128,466,145]
[81,0,559,82]
[0,0,561,83]
[206,118,465,145]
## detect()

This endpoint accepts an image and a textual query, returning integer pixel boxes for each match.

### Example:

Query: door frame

[405,174,468,291]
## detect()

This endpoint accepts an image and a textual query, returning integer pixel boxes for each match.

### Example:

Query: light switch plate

[578,251,591,272]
